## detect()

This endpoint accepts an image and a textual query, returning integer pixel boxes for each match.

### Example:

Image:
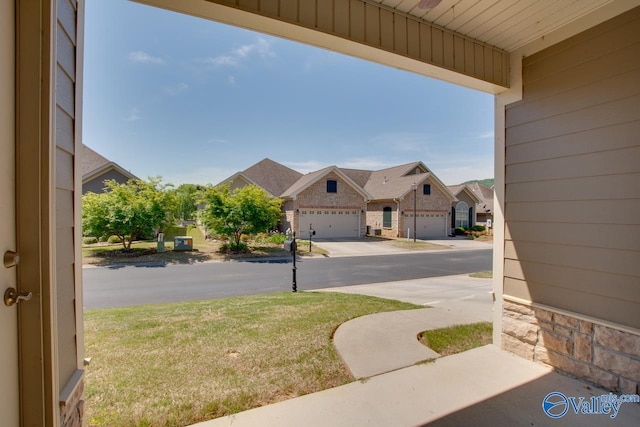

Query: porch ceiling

[370,0,616,53]
[135,0,638,93]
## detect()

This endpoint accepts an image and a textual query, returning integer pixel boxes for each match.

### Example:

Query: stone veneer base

[502,298,639,394]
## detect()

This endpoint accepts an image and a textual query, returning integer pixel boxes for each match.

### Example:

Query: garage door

[411,213,447,239]
[299,209,360,239]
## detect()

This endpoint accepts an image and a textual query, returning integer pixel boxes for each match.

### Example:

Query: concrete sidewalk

[192,275,640,426]
[193,346,640,426]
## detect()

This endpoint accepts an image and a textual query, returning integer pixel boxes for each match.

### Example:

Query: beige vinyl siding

[503,7,640,329]
[56,0,81,395]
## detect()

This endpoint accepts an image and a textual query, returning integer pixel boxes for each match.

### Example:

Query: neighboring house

[82,144,138,194]
[218,158,302,198]
[363,162,456,239]
[467,182,494,226]
[281,166,371,239]
[219,159,455,239]
[447,184,481,230]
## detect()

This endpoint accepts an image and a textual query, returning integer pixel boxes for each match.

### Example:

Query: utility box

[174,236,193,251]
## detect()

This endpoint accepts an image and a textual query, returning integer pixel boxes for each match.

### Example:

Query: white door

[0,1,19,424]
[415,213,447,239]
[299,209,360,239]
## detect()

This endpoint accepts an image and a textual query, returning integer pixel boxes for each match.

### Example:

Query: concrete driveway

[311,238,409,257]
[312,237,492,257]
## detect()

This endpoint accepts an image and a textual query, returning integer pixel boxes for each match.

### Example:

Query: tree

[82,178,172,250]
[167,183,200,222]
[199,184,283,252]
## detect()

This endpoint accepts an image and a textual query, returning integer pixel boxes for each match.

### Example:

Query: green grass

[84,292,420,426]
[384,239,450,251]
[469,271,493,278]
[419,322,493,356]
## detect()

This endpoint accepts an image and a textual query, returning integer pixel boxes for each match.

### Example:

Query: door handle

[4,287,33,307]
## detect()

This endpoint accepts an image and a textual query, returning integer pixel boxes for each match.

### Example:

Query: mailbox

[284,240,297,252]
[157,232,165,253]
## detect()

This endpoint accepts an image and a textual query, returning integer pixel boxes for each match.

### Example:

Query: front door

[0,1,20,425]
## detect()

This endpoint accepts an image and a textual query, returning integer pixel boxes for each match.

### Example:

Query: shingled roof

[82,145,111,177]
[82,144,138,182]
[219,159,456,202]
[448,184,481,203]
[362,161,455,201]
[467,182,494,213]
[241,158,302,197]
[280,166,371,199]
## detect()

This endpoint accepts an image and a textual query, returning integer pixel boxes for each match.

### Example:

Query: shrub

[163,226,187,239]
[83,236,98,245]
[266,233,287,245]
[219,242,248,254]
[253,232,287,245]
[107,235,122,244]
[470,225,486,232]
[455,227,466,236]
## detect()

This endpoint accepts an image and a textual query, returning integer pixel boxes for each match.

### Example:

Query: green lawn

[419,322,493,356]
[84,292,420,426]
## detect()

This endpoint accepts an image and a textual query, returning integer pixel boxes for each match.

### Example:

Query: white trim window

[455,201,469,228]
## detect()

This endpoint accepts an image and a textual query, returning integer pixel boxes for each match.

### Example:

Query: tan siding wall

[503,7,640,329]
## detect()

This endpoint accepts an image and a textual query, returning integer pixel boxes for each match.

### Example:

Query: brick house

[362,162,456,238]
[280,166,371,239]
[447,184,481,230]
[219,159,455,239]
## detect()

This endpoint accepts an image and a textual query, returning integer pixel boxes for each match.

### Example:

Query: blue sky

[83,0,494,187]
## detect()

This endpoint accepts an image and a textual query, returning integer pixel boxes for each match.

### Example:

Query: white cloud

[201,55,238,67]
[478,131,494,139]
[164,82,189,96]
[163,166,237,186]
[128,51,165,64]
[198,37,276,69]
[206,138,229,145]
[370,132,432,152]
[125,107,142,122]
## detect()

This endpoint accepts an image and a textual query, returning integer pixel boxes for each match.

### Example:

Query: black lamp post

[412,183,417,242]
[291,232,297,292]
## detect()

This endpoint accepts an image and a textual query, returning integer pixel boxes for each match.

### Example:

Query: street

[83,249,492,309]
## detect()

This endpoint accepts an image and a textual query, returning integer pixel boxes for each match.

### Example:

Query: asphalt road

[83,249,492,309]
